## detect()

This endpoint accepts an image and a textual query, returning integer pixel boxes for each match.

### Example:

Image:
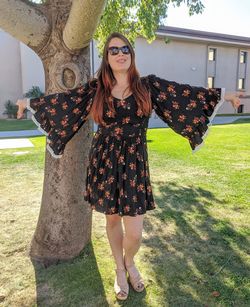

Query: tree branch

[63,0,107,50]
[0,0,50,50]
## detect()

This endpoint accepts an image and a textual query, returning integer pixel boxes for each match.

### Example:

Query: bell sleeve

[146,74,225,153]
[27,78,98,158]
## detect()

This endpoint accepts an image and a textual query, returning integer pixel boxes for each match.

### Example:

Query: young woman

[16,32,241,300]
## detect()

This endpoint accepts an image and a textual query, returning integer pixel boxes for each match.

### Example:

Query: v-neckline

[111,93,133,101]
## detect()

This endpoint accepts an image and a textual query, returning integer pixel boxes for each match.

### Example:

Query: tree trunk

[27,2,94,265]
[0,0,106,266]
[29,47,94,265]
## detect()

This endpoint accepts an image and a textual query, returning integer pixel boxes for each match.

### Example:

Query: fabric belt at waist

[97,122,147,139]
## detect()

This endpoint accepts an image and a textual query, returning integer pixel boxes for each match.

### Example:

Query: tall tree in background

[0,0,204,265]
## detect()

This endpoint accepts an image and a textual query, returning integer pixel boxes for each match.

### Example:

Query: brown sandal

[124,260,145,292]
[114,268,129,300]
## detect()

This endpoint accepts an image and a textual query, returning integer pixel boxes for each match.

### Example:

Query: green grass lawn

[0,119,37,131]
[0,123,249,306]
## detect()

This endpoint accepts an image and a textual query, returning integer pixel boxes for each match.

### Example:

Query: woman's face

[107,37,132,74]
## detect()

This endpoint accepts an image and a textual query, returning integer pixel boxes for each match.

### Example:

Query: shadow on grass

[32,242,109,307]
[143,181,250,306]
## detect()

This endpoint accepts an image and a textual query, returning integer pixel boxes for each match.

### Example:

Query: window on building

[207,77,215,88]
[240,51,247,64]
[238,78,245,90]
[237,104,244,113]
[208,48,216,61]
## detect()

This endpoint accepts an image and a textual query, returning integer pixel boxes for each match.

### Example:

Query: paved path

[0,138,34,149]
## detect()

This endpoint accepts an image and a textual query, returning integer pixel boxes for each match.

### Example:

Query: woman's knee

[124,231,142,243]
[105,214,122,228]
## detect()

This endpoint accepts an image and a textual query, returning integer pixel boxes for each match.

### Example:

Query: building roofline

[156,26,250,48]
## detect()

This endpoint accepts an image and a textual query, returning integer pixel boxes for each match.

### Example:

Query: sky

[165,0,250,37]
[31,0,250,38]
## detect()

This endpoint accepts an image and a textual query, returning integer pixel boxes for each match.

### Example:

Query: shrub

[3,100,18,119]
[24,86,44,99]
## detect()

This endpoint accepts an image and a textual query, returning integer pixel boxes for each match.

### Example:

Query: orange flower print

[110,207,116,213]
[163,110,172,121]
[167,84,176,95]
[186,100,197,110]
[105,191,111,199]
[105,158,112,167]
[132,195,137,203]
[117,100,127,108]
[172,101,180,109]
[184,125,193,133]
[114,127,123,136]
[58,130,67,137]
[192,117,200,124]
[136,137,141,145]
[124,205,130,213]
[106,110,115,118]
[75,97,82,104]
[158,91,168,101]
[147,185,152,193]
[72,123,79,131]
[49,120,56,127]
[62,102,68,110]
[48,108,57,116]
[98,182,105,190]
[182,89,191,97]
[137,184,145,192]
[109,143,115,152]
[122,117,130,124]
[99,167,105,175]
[107,175,115,184]
[50,98,58,105]
[122,173,127,180]
[197,91,206,100]
[60,116,69,127]
[129,162,136,170]
[98,198,104,206]
[200,115,206,123]
[118,155,125,164]
[73,108,81,115]
[178,114,187,122]
[136,108,143,117]
[130,179,136,187]
[209,100,216,107]
[128,145,135,154]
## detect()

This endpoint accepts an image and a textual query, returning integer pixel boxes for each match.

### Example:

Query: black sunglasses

[108,45,131,56]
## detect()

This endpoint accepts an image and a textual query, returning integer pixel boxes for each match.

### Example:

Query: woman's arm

[144,74,243,153]
[16,79,98,158]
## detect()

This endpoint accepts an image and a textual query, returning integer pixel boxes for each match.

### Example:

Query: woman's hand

[224,92,242,109]
[16,98,28,119]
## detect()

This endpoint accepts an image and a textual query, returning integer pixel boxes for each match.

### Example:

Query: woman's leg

[122,214,144,266]
[105,214,125,269]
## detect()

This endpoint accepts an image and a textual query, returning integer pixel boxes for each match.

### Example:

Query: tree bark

[0,0,106,265]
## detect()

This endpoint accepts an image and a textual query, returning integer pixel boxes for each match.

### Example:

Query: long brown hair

[90,32,152,125]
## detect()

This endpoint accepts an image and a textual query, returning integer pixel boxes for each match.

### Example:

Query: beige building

[1,26,250,123]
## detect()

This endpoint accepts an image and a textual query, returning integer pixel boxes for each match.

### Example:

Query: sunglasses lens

[108,46,131,55]
[109,47,119,55]
[121,46,130,54]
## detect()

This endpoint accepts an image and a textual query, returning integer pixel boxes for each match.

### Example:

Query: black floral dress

[27,74,224,216]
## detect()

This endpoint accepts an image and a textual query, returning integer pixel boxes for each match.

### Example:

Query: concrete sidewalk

[0,138,34,149]
[0,129,43,138]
